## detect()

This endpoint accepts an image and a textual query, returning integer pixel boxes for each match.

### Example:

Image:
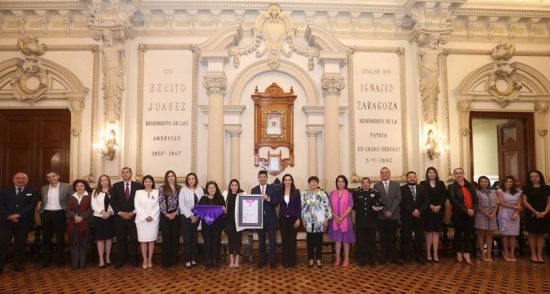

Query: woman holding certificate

[225,179,244,268]
[198,181,226,270]
[134,175,160,269]
[301,176,332,268]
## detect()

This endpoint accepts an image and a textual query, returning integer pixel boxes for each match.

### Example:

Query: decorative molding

[321,73,345,97]
[457,100,471,137]
[535,101,550,137]
[440,51,452,179]
[228,3,318,71]
[10,36,49,103]
[203,72,227,96]
[487,43,523,107]
[1,1,550,41]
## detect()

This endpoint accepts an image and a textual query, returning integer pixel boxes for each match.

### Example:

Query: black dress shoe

[416,258,425,265]
[270,262,277,269]
[14,265,23,272]
[257,262,265,269]
[394,259,404,266]
[41,261,51,268]
[115,263,123,269]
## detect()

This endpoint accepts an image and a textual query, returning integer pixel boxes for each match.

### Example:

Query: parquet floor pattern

[1,251,549,293]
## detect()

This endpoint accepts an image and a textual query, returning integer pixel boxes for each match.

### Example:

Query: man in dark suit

[111,167,143,268]
[39,170,73,267]
[251,170,280,269]
[400,171,429,264]
[374,167,404,265]
[0,172,40,273]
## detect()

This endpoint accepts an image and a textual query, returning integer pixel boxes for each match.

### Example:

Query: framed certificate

[236,194,264,230]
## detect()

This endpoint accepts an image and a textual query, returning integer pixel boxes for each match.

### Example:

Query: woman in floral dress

[301,176,332,268]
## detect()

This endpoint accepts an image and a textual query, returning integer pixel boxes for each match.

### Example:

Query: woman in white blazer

[178,172,204,267]
[134,175,160,269]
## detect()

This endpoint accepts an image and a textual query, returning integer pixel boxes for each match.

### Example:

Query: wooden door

[0,109,71,188]
[497,120,526,186]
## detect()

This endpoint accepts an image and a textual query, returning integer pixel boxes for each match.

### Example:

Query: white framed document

[236,194,264,231]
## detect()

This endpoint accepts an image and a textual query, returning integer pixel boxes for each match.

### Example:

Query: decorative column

[535,101,550,175]
[227,128,242,180]
[321,73,345,188]
[68,97,85,180]
[306,128,322,178]
[457,100,472,177]
[410,1,455,167]
[203,72,227,184]
[88,2,135,167]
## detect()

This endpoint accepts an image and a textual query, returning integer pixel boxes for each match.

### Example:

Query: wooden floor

[1,249,549,294]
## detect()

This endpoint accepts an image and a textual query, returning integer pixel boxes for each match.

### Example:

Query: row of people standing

[1,166,549,273]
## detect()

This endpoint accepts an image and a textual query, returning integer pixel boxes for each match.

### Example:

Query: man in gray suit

[39,170,73,267]
[374,167,404,265]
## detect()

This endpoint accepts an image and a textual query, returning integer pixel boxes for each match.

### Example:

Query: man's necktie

[17,187,22,197]
[261,186,265,195]
[125,183,130,201]
[410,185,416,202]
[384,182,389,194]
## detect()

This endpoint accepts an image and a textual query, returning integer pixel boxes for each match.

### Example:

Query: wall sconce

[425,129,449,160]
[94,129,118,161]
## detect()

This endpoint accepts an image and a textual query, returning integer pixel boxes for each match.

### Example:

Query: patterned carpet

[1,248,549,294]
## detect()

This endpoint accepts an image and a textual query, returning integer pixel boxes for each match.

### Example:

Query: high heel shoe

[333,260,340,267]
[342,261,349,268]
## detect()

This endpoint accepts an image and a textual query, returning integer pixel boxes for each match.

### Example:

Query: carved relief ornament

[229,3,318,70]
[10,36,49,103]
[488,43,522,108]
[321,74,345,97]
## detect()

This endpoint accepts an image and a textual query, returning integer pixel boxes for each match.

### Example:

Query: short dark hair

[142,175,156,189]
[72,179,92,193]
[258,170,268,177]
[477,176,491,190]
[308,176,319,183]
[45,170,60,176]
[121,167,133,173]
[335,175,348,189]
[406,171,416,177]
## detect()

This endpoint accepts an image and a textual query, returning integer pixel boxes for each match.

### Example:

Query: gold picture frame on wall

[252,83,296,175]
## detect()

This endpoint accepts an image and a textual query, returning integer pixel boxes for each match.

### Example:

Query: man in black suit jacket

[400,171,429,264]
[251,170,280,269]
[0,172,40,273]
[111,167,144,268]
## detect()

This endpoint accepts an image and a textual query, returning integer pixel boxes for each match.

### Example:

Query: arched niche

[0,57,90,180]
[228,59,318,106]
[454,61,550,176]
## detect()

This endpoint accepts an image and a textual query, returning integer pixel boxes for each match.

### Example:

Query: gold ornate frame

[252,83,296,174]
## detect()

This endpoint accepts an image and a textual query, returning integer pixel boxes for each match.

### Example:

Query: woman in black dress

[225,179,244,268]
[91,175,115,268]
[522,170,550,263]
[420,167,447,262]
[199,181,226,270]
